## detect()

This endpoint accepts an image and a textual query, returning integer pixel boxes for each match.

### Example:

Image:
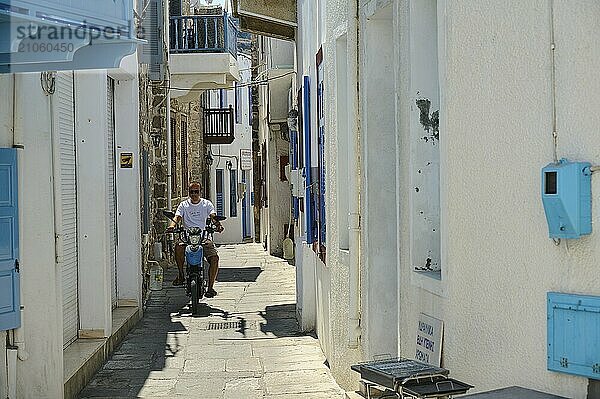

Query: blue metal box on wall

[541,159,592,239]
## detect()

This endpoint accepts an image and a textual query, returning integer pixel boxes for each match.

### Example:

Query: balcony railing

[169,14,238,57]
[204,107,235,144]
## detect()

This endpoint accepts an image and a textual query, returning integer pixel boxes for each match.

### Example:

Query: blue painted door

[0,149,20,330]
[242,171,248,238]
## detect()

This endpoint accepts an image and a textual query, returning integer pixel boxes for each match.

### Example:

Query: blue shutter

[0,149,20,330]
[241,171,248,237]
[141,0,165,81]
[303,75,315,244]
[290,129,299,221]
[317,68,326,248]
[229,169,237,217]
[548,292,600,379]
[216,169,224,216]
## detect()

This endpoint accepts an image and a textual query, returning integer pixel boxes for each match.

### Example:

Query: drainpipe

[347,0,362,349]
[11,74,28,363]
[166,89,172,210]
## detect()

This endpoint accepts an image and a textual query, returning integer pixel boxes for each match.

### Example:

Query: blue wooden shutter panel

[317,73,326,247]
[303,76,314,244]
[290,129,299,220]
[547,292,600,379]
[230,169,237,217]
[0,149,21,330]
[216,169,224,216]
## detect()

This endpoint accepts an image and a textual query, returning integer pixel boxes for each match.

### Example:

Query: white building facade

[207,55,256,244]
[254,37,296,257]
[295,0,600,397]
[0,60,142,398]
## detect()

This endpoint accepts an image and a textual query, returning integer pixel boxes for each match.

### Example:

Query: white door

[107,77,118,308]
[56,71,79,348]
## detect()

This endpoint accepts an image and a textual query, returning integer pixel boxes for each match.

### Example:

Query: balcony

[204,106,235,144]
[169,14,240,101]
[0,0,138,73]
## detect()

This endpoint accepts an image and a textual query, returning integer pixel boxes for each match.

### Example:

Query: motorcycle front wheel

[190,277,198,314]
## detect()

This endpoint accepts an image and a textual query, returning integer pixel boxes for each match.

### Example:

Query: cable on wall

[549,0,558,163]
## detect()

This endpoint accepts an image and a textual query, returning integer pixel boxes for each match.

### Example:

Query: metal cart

[351,358,473,399]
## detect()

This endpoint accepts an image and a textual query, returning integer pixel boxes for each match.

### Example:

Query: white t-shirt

[175,198,216,229]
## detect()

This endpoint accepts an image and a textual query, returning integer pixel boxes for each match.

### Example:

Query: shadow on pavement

[259,303,303,337]
[216,266,262,282]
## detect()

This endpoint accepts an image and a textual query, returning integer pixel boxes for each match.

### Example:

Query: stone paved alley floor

[79,243,345,399]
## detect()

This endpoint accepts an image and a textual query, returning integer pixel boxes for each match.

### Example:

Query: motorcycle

[162,210,226,314]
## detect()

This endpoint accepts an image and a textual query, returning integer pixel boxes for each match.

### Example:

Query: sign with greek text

[240,149,252,170]
[415,313,443,367]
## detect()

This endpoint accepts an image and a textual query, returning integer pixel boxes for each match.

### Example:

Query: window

[248,86,252,125]
[181,115,188,191]
[230,169,237,217]
[410,0,441,276]
[170,113,177,196]
[220,89,226,109]
[280,155,289,181]
[216,169,224,216]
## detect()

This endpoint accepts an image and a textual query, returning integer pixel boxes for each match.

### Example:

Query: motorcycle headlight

[189,235,201,245]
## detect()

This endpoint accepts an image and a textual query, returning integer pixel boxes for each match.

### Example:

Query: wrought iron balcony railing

[204,106,235,144]
[169,14,238,57]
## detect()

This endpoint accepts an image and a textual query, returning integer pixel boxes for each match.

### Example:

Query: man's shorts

[202,240,218,259]
[177,240,218,259]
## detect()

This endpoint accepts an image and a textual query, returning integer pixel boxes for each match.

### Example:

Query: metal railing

[169,14,238,57]
[203,106,235,144]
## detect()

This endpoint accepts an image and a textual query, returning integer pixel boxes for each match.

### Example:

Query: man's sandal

[172,276,184,286]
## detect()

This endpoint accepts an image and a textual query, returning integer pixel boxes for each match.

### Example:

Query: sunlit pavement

[78,243,345,399]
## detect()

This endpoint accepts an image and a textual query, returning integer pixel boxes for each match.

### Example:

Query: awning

[231,0,296,41]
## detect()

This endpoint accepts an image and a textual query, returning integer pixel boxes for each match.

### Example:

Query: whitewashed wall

[396,1,600,397]
[0,68,142,398]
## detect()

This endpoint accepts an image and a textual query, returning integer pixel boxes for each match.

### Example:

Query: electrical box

[541,159,592,239]
[290,169,304,198]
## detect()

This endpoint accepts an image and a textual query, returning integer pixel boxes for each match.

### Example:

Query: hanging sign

[240,149,252,170]
[415,313,443,367]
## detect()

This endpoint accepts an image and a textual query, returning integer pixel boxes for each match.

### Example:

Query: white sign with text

[240,149,252,170]
[415,313,443,366]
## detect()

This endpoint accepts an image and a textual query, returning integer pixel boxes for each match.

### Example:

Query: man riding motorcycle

[166,181,224,298]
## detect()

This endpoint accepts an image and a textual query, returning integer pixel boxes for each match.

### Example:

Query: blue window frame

[230,169,237,217]
[216,169,224,216]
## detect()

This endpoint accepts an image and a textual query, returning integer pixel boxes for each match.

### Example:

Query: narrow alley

[78,244,345,399]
